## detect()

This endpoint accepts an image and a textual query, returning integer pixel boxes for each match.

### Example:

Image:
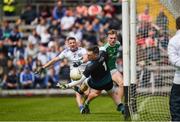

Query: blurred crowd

[136,6,171,88]
[0,0,171,89]
[0,0,122,89]
[136,6,169,65]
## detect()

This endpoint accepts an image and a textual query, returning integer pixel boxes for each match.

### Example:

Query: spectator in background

[36,18,48,37]
[17,4,37,25]
[16,56,26,71]
[47,67,59,88]
[68,23,83,41]
[104,2,115,17]
[145,30,160,65]
[25,42,38,59]
[2,21,12,39]
[47,41,58,60]
[14,40,26,68]
[28,29,40,45]
[48,19,60,36]
[61,8,76,31]
[0,25,3,40]
[52,0,66,21]
[3,0,16,16]
[138,6,152,23]
[3,66,18,89]
[83,20,97,45]
[0,51,8,87]
[40,28,51,47]
[92,18,102,33]
[159,32,169,53]
[145,30,156,48]
[39,6,51,19]
[88,2,102,17]
[108,14,121,30]
[37,46,49,65]
[76,3,88,17]
[7,58,14,73]
[20,65,34,89]
[13,40,25,61]
[9,25,23,45]
[32,59,48,89]
[0,41,8,57]
[26,55,34,70]
[59,58,70,81]
[137,21,151,39]
[156,8,169,33]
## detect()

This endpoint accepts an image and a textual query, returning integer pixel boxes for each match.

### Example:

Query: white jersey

[168,30,180,84]
[57,47,87,70]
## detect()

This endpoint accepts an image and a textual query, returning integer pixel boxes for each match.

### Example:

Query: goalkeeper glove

[73,60,83,67]
[56,83,68,89]
[34,67,45,75]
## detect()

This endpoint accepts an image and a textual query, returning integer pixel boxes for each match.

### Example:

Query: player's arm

[66,75,87,88]
[73,55,88,67]
[35,51,65,74]
[82,53,88,63]
[42,56,60,69]
[168,40,180,68]
[58,64,91,89]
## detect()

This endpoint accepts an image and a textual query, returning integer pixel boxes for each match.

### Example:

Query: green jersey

[100,41,120,70]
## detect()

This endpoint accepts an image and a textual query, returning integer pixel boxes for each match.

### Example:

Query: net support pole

[130,0,137,115]
[122,0,130,120]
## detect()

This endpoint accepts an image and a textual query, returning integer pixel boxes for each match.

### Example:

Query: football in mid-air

[70,67,82,81]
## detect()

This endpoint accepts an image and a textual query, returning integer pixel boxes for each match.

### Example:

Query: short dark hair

[176,16,180,30]
[87,45,99,54]
[67,36,76,41]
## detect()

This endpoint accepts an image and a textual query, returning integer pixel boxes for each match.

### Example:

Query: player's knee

[118,81,124,87]
[114,79,123,87]
[79,80,88,93]
[81,83,88,92]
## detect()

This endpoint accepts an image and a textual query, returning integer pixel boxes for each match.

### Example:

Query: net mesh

[160,0,180,18]
[128,0,177,120]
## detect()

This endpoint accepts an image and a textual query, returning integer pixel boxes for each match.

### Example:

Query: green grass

[0,96,124,121]
[133,96,171,121]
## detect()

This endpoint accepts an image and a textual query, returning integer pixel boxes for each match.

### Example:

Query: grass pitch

[135,96,170,121]
[0,96,124,121]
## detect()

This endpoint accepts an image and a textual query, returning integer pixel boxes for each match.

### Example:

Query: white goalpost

[123,0,178,121]
[122,0,130,120]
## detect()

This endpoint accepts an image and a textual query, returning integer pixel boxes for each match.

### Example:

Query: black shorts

[170,83,180,121]
[87,79,113,91]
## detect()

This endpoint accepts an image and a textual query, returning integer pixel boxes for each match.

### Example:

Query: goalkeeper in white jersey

[35,36,88,113]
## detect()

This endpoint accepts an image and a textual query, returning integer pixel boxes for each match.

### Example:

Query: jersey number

[103,62,107,71]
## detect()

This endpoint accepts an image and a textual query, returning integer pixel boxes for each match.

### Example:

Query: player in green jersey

[100,30,124,107]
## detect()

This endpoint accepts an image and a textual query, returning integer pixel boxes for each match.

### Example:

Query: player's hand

[56,83,68,89]
[73,61,82,67]
[34,67,45,75]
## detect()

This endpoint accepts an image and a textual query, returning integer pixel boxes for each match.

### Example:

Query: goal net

[128,0,178,121]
